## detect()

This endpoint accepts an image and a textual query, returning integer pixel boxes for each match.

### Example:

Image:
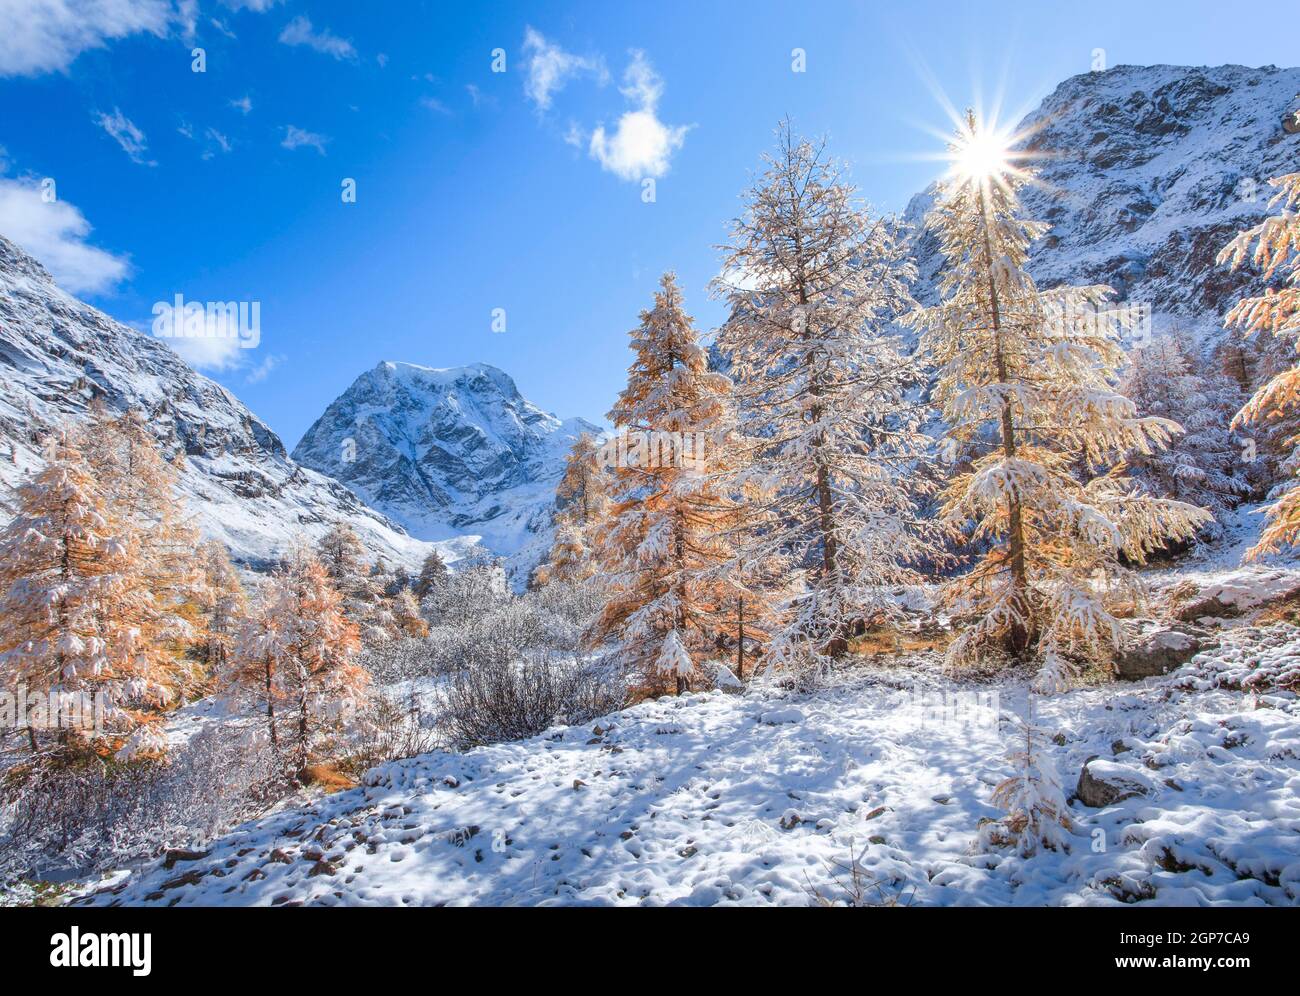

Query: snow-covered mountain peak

[0,233,440,571]
[292,358,600,581]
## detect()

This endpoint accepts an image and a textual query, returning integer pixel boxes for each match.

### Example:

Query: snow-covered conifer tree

[413,549,449,599]
[0,428,176,757]
[228,546,364,767]
[1218,169,1300,558]
[912,110,1211,677]
[536,433,611,587]
[589,272,741,694]
[1119,330,1251,532]
[712,120,933,680]
[197,539,246,672]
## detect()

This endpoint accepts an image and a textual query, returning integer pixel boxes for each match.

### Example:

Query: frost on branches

[1118,330,1251,534]
[1219,170,1300,559]
[713,120,933,681]
[589,273,744,695]
[911,111,1211,679]
[0,427,184,759]
[534,433,611,587]
[226,545,365,768]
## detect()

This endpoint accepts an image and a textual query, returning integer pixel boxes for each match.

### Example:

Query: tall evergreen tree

[713,120,933,678]
[913,110,1210,680]
[589,273,741,694]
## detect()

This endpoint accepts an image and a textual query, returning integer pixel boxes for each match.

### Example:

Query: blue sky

[1,0,1295,446]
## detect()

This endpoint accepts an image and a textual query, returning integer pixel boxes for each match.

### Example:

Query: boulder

[1115,627,1203,680]
[1174,569,1300,622]
[1284,109,1300,135]
[1076,756,1154,807]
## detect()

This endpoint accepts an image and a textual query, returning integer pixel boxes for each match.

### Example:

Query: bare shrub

[441,652,625,749]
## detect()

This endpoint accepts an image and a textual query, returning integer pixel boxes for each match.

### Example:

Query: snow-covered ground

[78,633,1300,907]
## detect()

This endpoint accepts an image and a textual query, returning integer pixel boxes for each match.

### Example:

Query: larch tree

[535,433,611,587]
[0,427,174,758]
[84,406,206,692]
[712,120,934,680]
[197,539,246,674]
[413,549,449,601]
[912,110,1211,684]
[1218,169,1300,558]
[589,272,741,695]
[227,545,364,767]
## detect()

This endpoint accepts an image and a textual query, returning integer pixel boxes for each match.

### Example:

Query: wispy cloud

[589,51,689,181]
[420,96,451,116]
[244,353,283,384]
[220,0,281,11]
[278,15,355,61]
[95,107,156,166]
[521,26,606,111]
[229,94,252,115]
[0,170,129,294]
[281,124,328,155]
[466,83,496,109]
[0,0,171,77]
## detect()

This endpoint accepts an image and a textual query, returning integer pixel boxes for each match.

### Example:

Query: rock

[1284,109,1300,135]
[713,663,744,693]
[1076,756,1154,807]
[1174,569,1300,622]
[1115,626,1203,680]
[162,847,210,870]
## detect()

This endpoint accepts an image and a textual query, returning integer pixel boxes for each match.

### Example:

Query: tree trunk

[263,657,278,751]
[977,180,1031,657]
[736,596,745,681]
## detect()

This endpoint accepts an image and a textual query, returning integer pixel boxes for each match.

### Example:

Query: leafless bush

[0,723,286,886]
[441,652,625,749]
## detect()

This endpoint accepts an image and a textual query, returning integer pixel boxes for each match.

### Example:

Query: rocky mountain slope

[292,361,600,581]
[0,234,440,571]
[906,63,1300,343]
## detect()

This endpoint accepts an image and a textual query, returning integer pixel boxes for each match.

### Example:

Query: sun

[951,121,1013,183]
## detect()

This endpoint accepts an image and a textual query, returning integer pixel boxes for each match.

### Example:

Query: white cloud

[521,26,606,111]
[588,52,689,181]
[229,94,252,114]
[244,353,282,383]
[419,96,451,116]
[278,15,355,61]
[220,0,280,11]
[280,124,328,155]
[0,0,172,77]
[152,300,259,373]
[0,174,129,294]
[175,0,197,43]
[95,107,156,165]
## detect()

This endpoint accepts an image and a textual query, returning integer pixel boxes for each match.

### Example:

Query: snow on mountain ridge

[0,233,444,572]
[906,63,1300,345]
[292,359,601,582]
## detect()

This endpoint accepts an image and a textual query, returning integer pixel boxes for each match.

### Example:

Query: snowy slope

[292,361,600,581]
[81,647,1300,907]
[907,63,1300,345]
[0,234,442,571]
